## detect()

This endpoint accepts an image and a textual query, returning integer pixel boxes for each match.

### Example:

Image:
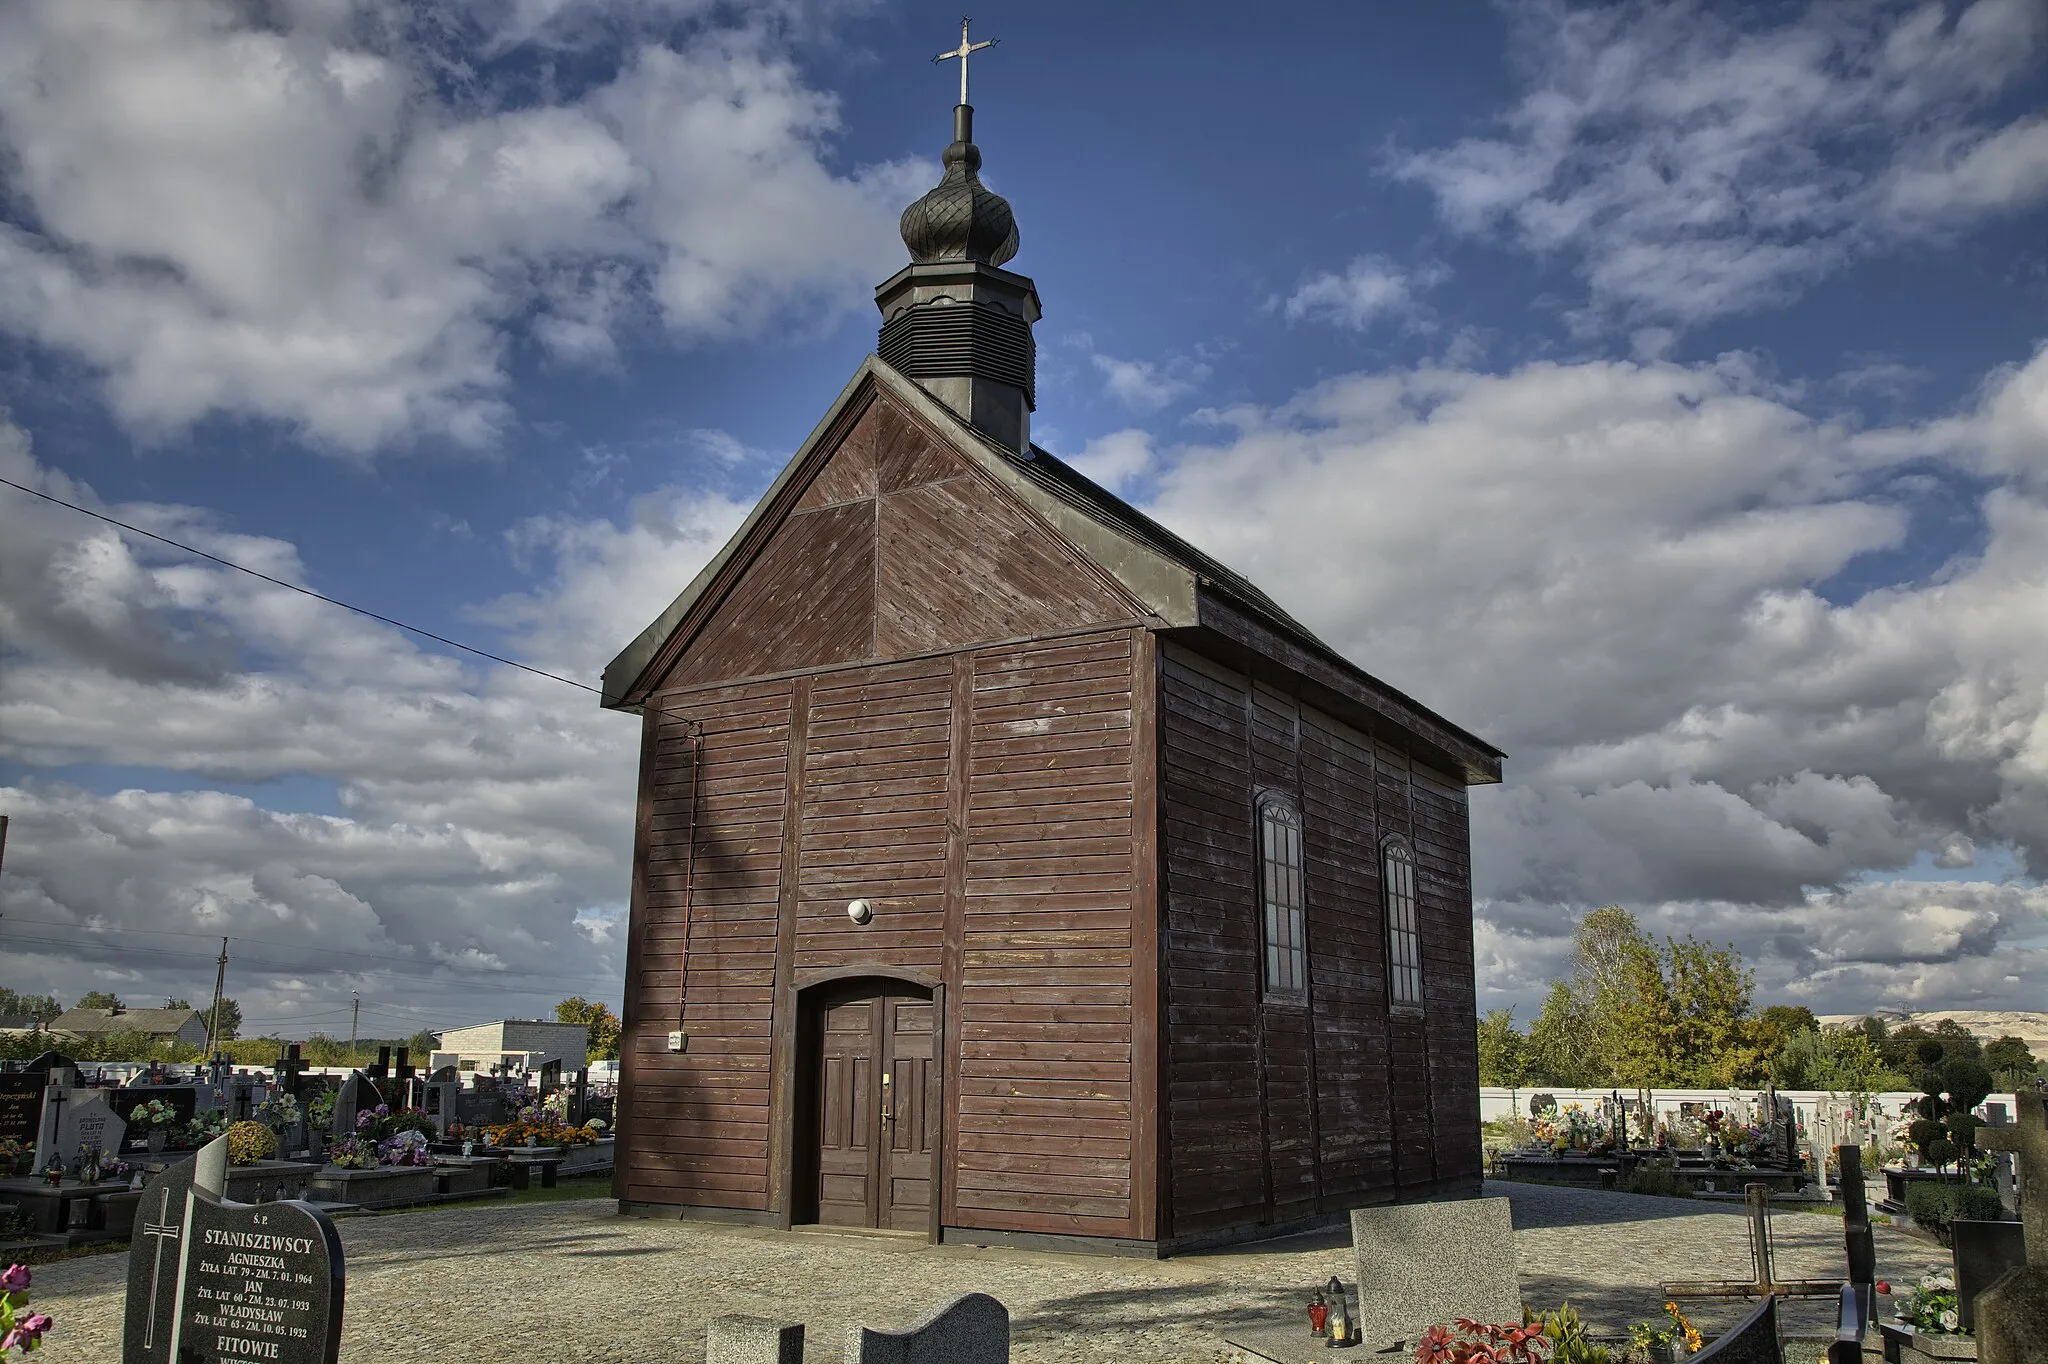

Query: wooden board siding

[1412,760,1482,1184]
[622,627,1148,1238]
[1159,646,1264,1236]
[1299,710,1396,1205]
[797,658,955,978]
[620,680,794,1210]
[654,393,1141,694]
[1158,640,1481,1242]
[955,631,1139,1236]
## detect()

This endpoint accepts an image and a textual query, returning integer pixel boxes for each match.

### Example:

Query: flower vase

[147,1129,168,1155]
[1649,1342,1677,1364]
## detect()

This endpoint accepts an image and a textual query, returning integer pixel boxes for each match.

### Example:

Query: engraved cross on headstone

[932,17,998,106]
[138,1187,181,1350]
[1975,1088,2046,1266]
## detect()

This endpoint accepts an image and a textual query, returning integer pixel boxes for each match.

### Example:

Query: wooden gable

[654,392,1142,693]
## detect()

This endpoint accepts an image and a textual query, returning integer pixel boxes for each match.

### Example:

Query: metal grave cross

[1663,1183,1841,1301]
[1976,1087,2047,1267]
[138,1187,182,1350]
[933,17,998,106]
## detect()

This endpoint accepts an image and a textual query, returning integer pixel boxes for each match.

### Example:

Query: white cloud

[1395,0,2048,327]
[1089,353,1210,412]
[1135,342,2048,1012]
[1281,256,1445,332]
[0,416,742,1031]
[1068,428,1156,493]
[0,0,921,452]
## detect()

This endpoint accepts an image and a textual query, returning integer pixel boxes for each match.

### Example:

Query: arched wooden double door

[795,979,936,1231]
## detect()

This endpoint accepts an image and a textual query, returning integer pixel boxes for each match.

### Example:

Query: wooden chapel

[601,90,1505,1255]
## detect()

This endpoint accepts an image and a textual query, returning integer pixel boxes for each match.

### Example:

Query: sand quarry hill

[1816,1009,2048,1062]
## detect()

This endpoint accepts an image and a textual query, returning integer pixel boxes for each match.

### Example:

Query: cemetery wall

[1157,641,1481,1245]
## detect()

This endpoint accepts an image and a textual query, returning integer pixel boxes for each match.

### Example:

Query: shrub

[1905,1182,2006,1240]
[225,1121,278,1167]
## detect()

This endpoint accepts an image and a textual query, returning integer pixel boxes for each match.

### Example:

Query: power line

[0,474,600,696]
[0,931,618,990]
[0,913,622,976]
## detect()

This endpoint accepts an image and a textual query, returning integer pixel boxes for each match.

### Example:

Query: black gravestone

[1838,1145,1877,1325]
[123,1087,201,1129]
[122,1134,343,1364]
[1688,1294,1782,1364]
[1952,1219,2027,1334]
[0,1073,43,1146]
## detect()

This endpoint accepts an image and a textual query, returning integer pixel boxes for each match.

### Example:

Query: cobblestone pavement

[27,1181,1941,1363]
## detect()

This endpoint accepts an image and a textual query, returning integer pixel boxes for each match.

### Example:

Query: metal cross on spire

[933,16,998,107]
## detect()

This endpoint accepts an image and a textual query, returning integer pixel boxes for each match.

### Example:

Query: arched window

[1383,837,1422,1007]
[1259,796,1306,999]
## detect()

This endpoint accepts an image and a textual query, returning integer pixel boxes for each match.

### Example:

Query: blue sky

[2,0,2046,1041]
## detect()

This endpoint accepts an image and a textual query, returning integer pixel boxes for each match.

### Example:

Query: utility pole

[350,991,360,1061]
[205,937,229,1057]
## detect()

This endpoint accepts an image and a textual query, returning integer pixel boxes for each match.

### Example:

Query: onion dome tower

[875,40,1040,455]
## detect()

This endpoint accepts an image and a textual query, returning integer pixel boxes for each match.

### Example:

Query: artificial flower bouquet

[225,1121,279,1167]
[1416,1318,1550,1364]
[0,1263,53,1354]
[127,1099,181,1132]
[325,1136,378,1170]
[1893,1268,1964,1335]
[1627,1303,1702,1356]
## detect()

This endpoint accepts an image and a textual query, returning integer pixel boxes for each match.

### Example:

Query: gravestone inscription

[122,1133,344,1364]
[0,1073,43,1147]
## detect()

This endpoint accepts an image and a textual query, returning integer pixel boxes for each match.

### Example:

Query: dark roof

[994,439,1506,774]
[1008,442,1330,648]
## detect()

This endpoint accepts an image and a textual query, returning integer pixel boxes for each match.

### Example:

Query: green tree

[1664,937,1758,1085]
[75,990,123,1011]
[1772,1026,1909,1093]
[555,997,622,1062]
[1527,979,1598,1086]
[195,997,243,1043]
[1984,1035,2040,1088]
[405,1029,439,1058]
[1476,1008,1531,1087]
[1602,941,1677,1087]
[0,988,62,1024]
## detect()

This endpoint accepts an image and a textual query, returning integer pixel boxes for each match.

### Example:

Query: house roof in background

[48,1007,203,1036]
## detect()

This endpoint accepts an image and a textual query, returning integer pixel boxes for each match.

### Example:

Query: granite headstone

[329,1072,376,1140]
[121,1133,344,1364]
[54,1089,128,1171]
[1350,1197,1521,1347]
[844,1292,1008,1364]
[1954,1220,2029,1333]
[122,1086,201,1131]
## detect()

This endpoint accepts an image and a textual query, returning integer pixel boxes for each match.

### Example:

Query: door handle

[880,1069,892,1125]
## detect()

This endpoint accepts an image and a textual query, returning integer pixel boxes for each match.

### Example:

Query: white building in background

[430,1020,592,1077]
